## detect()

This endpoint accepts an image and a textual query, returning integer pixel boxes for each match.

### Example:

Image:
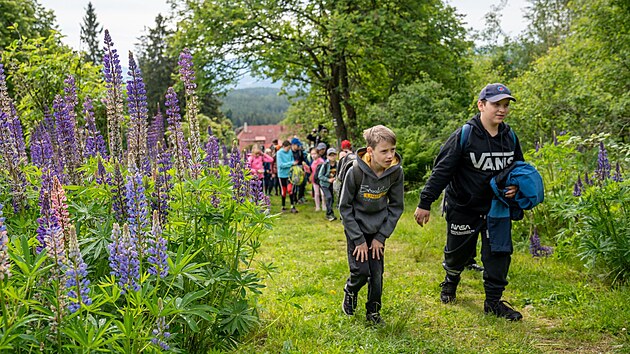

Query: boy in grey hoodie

[339,125,404,325]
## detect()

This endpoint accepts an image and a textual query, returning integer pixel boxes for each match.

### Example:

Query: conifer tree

[80,2,103,64]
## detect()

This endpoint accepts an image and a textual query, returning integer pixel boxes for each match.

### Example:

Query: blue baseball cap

[478,83,516,103]
[290,137,302,146]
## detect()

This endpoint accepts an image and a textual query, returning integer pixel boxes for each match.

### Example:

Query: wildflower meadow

[0,31,272,352]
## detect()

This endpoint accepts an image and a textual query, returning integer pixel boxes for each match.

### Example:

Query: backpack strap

[460,123,517,149]
[459,123,472,149]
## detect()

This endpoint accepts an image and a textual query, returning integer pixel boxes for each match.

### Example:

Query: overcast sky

[38,0,530,68]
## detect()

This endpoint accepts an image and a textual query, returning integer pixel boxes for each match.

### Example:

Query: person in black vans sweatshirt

[340,125,404,325]
[414,83,525,321]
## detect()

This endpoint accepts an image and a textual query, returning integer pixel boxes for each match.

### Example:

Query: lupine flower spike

[151,298,171,350]
[529,227,553,257]
[147,210,169,278]
[103,30,125,161]
[178,48,202,167]
[573,175,582,197]
[126,52,149,171]
[64,226,92,313]
[595,142,611,181]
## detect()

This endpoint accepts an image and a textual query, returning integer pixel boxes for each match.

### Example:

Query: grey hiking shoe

[342,287,357,316]
[484,300,523,321]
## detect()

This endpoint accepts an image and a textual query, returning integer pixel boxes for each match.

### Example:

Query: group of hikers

[248,83,543,326]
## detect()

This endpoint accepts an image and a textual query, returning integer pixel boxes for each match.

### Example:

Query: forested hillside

[220,87,293,126]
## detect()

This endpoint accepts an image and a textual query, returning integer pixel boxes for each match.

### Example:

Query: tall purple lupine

[595,141,611,181]
[147,109,166,162]
[204,127,220,171]
[36,171,56,253]
[147,210,168,278]
[0,111,28,213]
[152,146,173,225]
[0,204,11,280]
[0,60,26,162]
[53,93,81,183]
[178,49,201,164]
[109,162,128,223]
[221,144,230,166]
[126,52,149,171]
[164,87,191,179]
[151,298,171,350]
[584,172,593,186]
[95,156,110,185]
[249,177,270,208]
[529,227,553,257]
[103,30,125,161]
[108,223,140,293]
[229,147,247,203]
[83,97,108,159]
[573,175,583,197]
[30,123,55,171]
[64,226,92,313]
[126,161,149,260]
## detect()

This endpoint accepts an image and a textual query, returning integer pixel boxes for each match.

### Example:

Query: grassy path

[236,193,629,353]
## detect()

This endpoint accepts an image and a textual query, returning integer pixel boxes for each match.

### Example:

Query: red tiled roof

[237,124,287,150]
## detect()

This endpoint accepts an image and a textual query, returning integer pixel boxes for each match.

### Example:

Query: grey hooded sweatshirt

[339,147,404,246]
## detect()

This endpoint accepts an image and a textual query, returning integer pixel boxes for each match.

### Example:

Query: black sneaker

[281,207,287,212]
[439,275,459,304]
[290,207,298,213]
[484,300,523,321]
[327,215,337,221]
[342,288,357,316]
[366,312,385,326]
[466,263,484,272]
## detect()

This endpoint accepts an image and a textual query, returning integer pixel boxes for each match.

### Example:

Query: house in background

[236,123,288,151]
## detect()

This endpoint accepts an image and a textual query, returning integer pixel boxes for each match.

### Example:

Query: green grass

[235,193,630,353]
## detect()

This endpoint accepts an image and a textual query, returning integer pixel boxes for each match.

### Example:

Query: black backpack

[334,153,357,193]
[342,158,402,195]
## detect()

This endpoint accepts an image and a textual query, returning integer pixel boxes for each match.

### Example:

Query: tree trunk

[326,62,348,143]
[339,55,356,140]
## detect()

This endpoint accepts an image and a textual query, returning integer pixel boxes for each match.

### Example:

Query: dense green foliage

[0,0,56,50]
[221,88,293,127]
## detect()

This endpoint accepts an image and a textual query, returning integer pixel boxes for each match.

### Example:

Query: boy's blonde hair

[363,125,396,148]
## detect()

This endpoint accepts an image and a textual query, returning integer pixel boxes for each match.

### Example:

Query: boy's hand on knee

[370,239,384,260]
[353,242,369,263]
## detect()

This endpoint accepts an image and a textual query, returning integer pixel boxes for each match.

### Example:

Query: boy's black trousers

[444,207,511,302]
[345,232,384,314]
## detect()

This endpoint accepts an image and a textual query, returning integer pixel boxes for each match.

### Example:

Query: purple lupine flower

[147,210,168,278]
[584,172,593,186]
[126,161,149,259]
[64,226,92,313]
[151,298,171,350]
[573,175,583,197]
[126,52,149,171]
[178,48,201,165]
[30,123,44,167]
[164,87,191,178]
[552,132,558,146]
[612,162,623,182]
[152,146,173,225]
[0,61,26,162]
[95,156,110,185]
[9,104,26,162]
[147,109,165,162]
[108,223,140,293]
[44,223,66,273]
[53,93,80,183]
[109,162,128,223]
[103,30,125,161]
[0,111,28,213]
[0,204,11,280]
[229,147,247,203]
[36,171,56,253]
[83,97,108,159]
[42,106,65,179]
[595,142,611,181]
[248,176,270,208]
[535,141,540,153]
[204,127,220,171]
[529,227,553,257]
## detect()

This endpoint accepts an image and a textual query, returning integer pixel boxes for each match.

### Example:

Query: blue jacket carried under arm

[487,161,545,253]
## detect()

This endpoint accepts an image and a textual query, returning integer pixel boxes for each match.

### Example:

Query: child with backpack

[339,125,404,325]
[309,147,326,212]
[317,148,338,221]
[414,83,525,321]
